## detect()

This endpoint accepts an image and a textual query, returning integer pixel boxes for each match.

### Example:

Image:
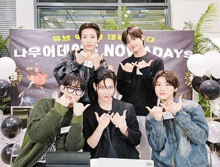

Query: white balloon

[204,51,220,78]
[211,151,220,167]
[207,146,220,167]
[204,51,220,63]
[187,54,208,77]
[0,75,10,83]
[205,70,211,77]
[208,60,220,78]
[207,121,220,143]
[0,57,16,77]
[211,98,220,117]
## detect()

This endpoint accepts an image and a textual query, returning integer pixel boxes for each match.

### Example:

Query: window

[122,0,165,2]
[123,7,167,30]
[39,7,118,29]
[37,0,170,30]
[39,0,117,2]
[0,0,16,56]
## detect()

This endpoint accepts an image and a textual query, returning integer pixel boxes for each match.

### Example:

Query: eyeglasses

[65,86,84,96]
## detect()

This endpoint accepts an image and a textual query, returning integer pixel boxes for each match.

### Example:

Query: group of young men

[12,23,209,167]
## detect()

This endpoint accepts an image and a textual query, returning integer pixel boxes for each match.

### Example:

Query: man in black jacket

[117,26,164,159]
[53,22,108,105]
[83,68,141,159]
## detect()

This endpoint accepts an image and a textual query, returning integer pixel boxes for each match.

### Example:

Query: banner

[10,29,194,106]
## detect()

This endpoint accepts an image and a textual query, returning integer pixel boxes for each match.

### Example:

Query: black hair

[91,68,116,101]
[79,22,100,39]
[61,72,86,91]
[93,68,116,87]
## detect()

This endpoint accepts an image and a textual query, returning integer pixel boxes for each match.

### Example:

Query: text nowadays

[13,43,192,59]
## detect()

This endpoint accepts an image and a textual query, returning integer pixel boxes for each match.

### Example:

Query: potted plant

[0,33,11,115]
[162,3,220,117]
[102,6,135,30]
[0,33,10,57]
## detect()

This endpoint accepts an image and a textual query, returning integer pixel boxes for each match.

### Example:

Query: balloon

[205,70,211,77]
[0,75,10,83]
[203,51,220,79]
[187,54,208,76]
[0,79,11,98]
[1,143,20,165]
[206,144,220,167]
[192,75,209,92]
[211,98,220,117]
[199,80,220,100]
[1,116,23,139]
[208,61,220,79]
[0,57,16,78]
[214,120,220,157]
[204,51,220,63]
[207,121,220,143]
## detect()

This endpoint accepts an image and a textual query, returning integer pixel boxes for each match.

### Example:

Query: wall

[15,0,220,35]
[0,0,16,56]
[171,0,220,36]
[16,0,35,28]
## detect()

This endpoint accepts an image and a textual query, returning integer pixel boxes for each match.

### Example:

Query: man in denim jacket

[146,70,209,167]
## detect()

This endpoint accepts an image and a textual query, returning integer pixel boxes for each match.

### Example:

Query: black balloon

[0,79,11,98]
[1,116,23,139]
[1,143,21,164]
[192,75,210,92]
[199,80,220,100]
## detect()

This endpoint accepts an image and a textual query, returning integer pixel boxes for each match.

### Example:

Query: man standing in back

[117,26,164,159]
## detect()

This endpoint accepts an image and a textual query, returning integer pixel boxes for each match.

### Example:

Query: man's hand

[95,112,111,130]
[146,106,163,121]
[160,95,183,116]
[54,92,71,108]
[120,62,135,73]
[111,110,128,135]
[91,52,103,70]
[73,97,90,116]
[134,60,153,69]
[75,49,88,64]
[110,110,127,128]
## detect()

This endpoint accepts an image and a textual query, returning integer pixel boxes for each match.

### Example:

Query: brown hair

[153,70,180,96]
[79,22,100,39]
[122,26,144,45]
